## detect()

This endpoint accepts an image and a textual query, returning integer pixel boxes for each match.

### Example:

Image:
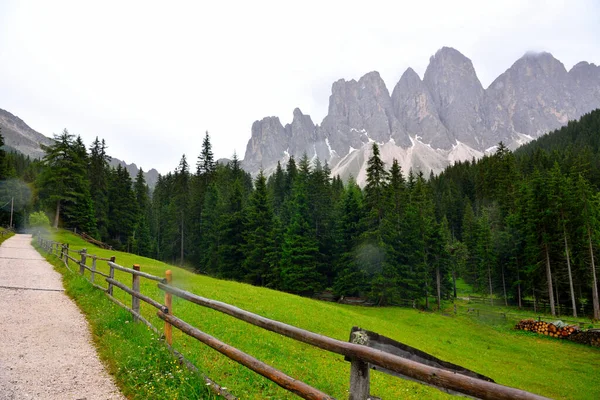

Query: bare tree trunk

[589,226,600,320]
[488,264,494,306]
[501,265,508,306]
[516,256,522,309]
[180,214,184,267]
[563,224,577,317]
[53,200,60,229]
[545,243,556,316]
[436,266,441,311]
[452,269,457,299]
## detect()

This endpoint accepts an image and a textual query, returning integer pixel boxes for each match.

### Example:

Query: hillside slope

[50,230,600,400]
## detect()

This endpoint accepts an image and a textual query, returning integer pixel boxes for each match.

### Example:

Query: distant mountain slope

[243,47,600,184]
[0,107,159,187]
[0,108,53,159]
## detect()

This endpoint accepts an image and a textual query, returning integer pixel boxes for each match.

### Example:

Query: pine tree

[218,178,246,279]
[197,131,215,177]
[89,137,111,239]
[174,155,190,265]
[37,130,95,231]
[133,168,152,256]
[243,171,275,286]
[280,168,323,295]
[107,165,137,249]
[332,179,367,297]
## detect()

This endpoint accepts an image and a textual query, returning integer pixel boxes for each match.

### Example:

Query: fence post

[79,249,87,276]
[348,329,370,400]
[108,256,116,296]
[132,264,141,322]
[90,257,97,284]
[164,270,173,345]
[65,244,70,267]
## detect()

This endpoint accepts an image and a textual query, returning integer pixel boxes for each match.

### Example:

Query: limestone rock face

[0,108,53,159]
[242,117,288,172]
[392,68,451,149]
[569,61,600,117]
[320,71,409,156]
[242,47,600,182]
[485,52,578,148]
[423,47,487,148]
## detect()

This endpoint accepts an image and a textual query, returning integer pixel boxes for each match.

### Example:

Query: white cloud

[0,0,598,173]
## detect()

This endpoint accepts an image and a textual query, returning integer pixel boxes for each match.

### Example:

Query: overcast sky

[1,0,599,174]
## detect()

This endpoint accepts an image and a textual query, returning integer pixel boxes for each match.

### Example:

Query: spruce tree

[89,137,111,239]
[280,169,323,295]
[243,171,275,286]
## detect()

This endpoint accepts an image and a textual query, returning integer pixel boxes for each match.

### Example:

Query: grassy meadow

[37,230,600,399]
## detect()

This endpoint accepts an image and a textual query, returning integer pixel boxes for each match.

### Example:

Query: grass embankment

[0,228,14,245]
[34,239,214,400]
[43,230,600,399]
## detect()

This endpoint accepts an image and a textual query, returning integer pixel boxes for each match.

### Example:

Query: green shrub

[29,211,50,228]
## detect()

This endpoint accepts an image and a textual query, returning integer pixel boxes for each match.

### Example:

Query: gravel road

[0,234,124,400]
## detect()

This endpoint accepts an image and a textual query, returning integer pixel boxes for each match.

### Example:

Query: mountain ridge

[243,47,600,184]
[0,108,159,187]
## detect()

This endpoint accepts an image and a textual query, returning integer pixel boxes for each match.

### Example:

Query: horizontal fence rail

[157,283,548,400]
[158,311,334,400]
[35,235,551,400]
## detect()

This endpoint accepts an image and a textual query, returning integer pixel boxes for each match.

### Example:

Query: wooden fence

[36,236,550,400]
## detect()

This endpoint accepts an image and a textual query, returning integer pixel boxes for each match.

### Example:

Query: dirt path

[0,234,124,400]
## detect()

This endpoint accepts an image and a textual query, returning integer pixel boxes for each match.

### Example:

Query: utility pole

[9,197,13,229]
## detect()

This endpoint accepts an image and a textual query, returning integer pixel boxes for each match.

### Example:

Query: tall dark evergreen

[243,171,275,286]
[280,163,323,295]
[38,129,96,232]
[133,168,152,256]
[89,137,111,239]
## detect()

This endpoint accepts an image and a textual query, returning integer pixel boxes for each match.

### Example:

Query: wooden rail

[158,284,548,400]
[35,235,550,400]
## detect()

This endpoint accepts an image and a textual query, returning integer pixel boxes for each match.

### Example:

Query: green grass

[0,228,15,245]
[41,230,600,399]
[34,239,215,400]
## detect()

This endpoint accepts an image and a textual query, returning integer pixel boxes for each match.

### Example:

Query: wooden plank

[158,283,549,400]
[348,330,370,400]
[105,278,168,313]
[164,270,173,346]
[90,258,96,284]
[108,257,115,296]
[157,311,334,400]
[132,264,141,322]
[108,261,166,283]
[348,327,494,382]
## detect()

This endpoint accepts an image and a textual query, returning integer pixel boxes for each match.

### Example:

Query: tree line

[1,110,599,319]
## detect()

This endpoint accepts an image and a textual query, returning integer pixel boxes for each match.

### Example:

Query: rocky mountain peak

[243,47,600,184]
[423,47,486,148]
[512,51,568,80]
[243,116,288,172]
[392,67,452,149]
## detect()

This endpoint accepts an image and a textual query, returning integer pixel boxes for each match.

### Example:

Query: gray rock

[569,61,600,118]
[321,71,404,156]
[485,52,578,148]
[0,108,53,159]
[423,47,487,148]
[391,68,452,149]
[242,47,600,181]
[243,116,288,172]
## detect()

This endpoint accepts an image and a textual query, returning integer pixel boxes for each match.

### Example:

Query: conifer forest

[1,110,600,319]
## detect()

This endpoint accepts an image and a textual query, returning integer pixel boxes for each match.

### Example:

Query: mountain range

[243,47,600,184]
[0,108,159,187]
